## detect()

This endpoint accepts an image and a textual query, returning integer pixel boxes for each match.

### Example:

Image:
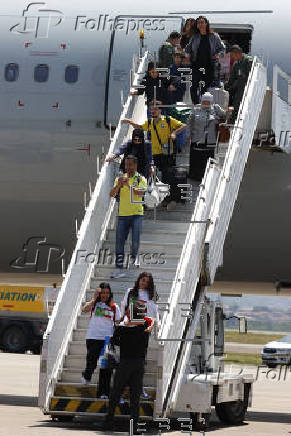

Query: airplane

[0,0,291,299]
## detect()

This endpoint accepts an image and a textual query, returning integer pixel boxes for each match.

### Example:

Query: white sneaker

[100,394,109,399]
[166,200,177,211]
[110,268,126,279]
[81,376,90,385]
[119,397,125,405]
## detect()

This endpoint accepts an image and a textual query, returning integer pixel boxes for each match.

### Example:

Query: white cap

[201,92,214,105]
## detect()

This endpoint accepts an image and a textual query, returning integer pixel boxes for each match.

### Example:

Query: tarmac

[0,353,290,436]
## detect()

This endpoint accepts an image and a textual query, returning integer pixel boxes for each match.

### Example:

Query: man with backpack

[110,155,147,279]
[122,101,186,182]
[107,128,154,180]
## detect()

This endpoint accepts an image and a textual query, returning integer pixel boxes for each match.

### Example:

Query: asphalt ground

[0,353,290,436]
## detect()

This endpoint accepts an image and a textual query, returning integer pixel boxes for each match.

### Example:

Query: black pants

[189,142,215,181]
[82,339,112,396]
[190,64,214,104]
[106,358,145,423]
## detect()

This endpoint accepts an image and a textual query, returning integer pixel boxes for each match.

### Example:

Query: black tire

[31,344,42,354]
[215,401,247,424]
[2,325,27,353]
[190,412,211,431]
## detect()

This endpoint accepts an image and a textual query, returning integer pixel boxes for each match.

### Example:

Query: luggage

[164,166,188,202]
[167,106,192,124]
[189,143,215,181]
[207,87,229,111]
[217,122,230,143]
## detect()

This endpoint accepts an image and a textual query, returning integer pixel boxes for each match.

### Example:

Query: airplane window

[65,65,79,83]
[34,64,49,82]
[5,63,19,82]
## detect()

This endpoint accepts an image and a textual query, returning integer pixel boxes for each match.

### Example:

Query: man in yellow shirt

[110,155,147,279]
[121,100,187,183]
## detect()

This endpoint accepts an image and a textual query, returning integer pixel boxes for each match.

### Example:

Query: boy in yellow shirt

[110,155,147,279]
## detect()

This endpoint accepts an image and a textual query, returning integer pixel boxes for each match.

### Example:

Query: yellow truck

[0,284,59,353]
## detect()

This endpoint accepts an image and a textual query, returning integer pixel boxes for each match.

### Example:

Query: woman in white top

[120,272,159,400]
[120,272,159,325]
[81,282,121,399]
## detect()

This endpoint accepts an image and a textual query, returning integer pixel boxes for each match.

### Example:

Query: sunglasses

[133,137,143,142]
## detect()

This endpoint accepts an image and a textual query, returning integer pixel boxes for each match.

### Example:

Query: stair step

[68,341,160,359]
[94,265,177,281]
[49,396,154,417]
[102,240,182,255]
[141,221,190,232]
[106,229,186,244]
[60,368,157,386]
[65,353,157,372]
[144,210,194,222]
[90,277,173,294]
[54,383,156,399]
[93,253,181,269]
[85,286,173,302]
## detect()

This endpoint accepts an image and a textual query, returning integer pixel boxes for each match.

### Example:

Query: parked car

[261,334,291,368]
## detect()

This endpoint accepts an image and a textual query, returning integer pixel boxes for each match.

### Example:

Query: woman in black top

[185,16,225,104]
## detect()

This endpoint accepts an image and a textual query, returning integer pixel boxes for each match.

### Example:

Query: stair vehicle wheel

[190,412,211,431]
[31,344,42,354]
[2,326,27,353]
[215,400,247,424]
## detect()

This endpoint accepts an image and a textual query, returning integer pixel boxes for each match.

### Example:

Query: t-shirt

[86,301,121,340]
[121,288,159,324]
[141,116,183,155]
[114,172,147,217]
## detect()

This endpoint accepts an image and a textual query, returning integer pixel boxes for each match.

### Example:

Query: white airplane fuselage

[1,0,291,284]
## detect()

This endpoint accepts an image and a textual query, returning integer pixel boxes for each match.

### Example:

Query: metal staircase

[39,51,267,422]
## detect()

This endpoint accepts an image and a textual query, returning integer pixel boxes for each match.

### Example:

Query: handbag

[144,177,160,208]
[144,176,170,208]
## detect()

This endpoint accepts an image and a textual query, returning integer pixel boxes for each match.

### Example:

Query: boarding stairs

[39,51,267,421]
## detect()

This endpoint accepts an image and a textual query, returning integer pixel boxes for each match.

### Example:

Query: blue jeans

[115,215,143,268]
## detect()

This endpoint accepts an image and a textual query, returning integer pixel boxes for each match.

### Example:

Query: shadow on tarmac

[0,394,38,407]
[246,410,291,424]
[27,410,291,433]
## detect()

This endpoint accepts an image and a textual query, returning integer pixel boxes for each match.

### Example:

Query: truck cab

[0,282,60,353]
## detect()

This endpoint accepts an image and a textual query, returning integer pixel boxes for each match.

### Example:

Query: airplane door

[105,15,183,127]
